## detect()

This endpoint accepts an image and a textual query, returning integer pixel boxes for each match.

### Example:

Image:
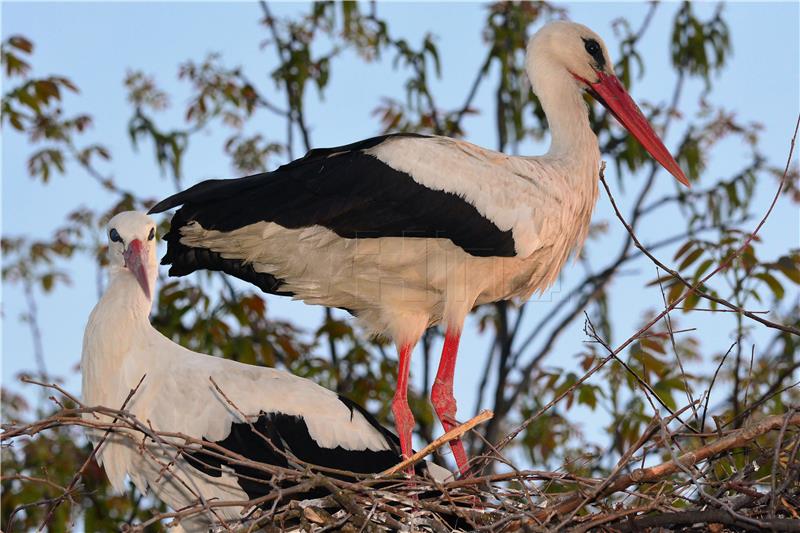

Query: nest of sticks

[2,377,799,532]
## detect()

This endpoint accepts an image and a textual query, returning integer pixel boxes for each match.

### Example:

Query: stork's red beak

[583,71,690,187]
[123,239,151,300]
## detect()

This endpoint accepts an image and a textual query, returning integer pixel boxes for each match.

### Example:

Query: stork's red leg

[391,342,415,463]
[431,329,470,476]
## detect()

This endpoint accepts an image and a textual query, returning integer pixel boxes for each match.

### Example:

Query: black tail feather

[148,173,268,215]
[158,205,292,296]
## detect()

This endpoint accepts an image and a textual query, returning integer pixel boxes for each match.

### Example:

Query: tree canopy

[2,2,798,531]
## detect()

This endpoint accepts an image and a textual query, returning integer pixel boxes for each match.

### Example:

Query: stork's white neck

[101,267,154,319]
[81,268,154,407]
[523,55,601,268]
[528,59,598,160]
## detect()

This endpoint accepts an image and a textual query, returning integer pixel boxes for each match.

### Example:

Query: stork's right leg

[431,328,470,476]
[392,342,415,460]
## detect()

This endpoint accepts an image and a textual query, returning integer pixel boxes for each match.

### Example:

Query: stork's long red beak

[583,71,690,187]
[123,239,151,300]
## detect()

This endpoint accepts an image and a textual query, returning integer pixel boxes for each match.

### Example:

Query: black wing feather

[149,133,515,294]
[183,396,428,501]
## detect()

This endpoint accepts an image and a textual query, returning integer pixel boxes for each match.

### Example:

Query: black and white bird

[149,21,689,476]
[81,211,450,532]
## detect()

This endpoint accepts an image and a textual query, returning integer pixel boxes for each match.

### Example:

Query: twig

[380,410,493,476]
[550,415,661,531]
[570,504,658,533]
[655,265,698,420]
[613,509,800,532]
[583,312,693,429]
[771,408,798,517]
[532,412,800,522]
[598,115,800,337]
[0,474,67,493]
[498,115,800,453]
[21,376,85,407]
[37,374,147,531]
[701,342,736,433]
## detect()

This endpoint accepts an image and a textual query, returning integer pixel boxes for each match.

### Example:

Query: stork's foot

[391,392,416,476]
[431,379,470,477]
[391,395,415,460]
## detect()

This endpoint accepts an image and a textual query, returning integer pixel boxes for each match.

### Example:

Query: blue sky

[2,2,798,451]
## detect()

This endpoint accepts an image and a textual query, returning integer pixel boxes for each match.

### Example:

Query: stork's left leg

[431,328,470,476]
[392,341,416,462]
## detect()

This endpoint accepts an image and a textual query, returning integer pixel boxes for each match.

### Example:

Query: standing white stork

[82,211,450,532]
[148,21,689,477]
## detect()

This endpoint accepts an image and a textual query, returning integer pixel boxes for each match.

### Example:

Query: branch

[5,387,795,531]
[497,115,800,452]
[380,410,493,477]
[598,120,800,337]
[36,374,146,531]
[21,376,84,407]
[614,509,800,532]
[534,412,800,521]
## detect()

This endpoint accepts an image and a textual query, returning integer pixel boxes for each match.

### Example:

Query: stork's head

[106,211,158,300]
[527,21,689,187]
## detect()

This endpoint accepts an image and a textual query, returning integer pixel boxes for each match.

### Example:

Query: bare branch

[380,410,493,477]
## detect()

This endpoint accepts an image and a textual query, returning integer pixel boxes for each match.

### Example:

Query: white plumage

[150,21,688,476]
[82,212,449,532]
[176,135,597,340]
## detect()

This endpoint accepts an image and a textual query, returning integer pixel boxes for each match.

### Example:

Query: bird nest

[2,378,798,532]
[181,411,800,532]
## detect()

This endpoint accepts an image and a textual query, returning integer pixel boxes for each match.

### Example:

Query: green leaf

[646,273,677,287]
[683,289,701,311]
[673,241,695,261]
[678,248,704,271]
[667,280,684,304]
[754,272,785,300]
[577,385,599,409]
[776,255,800,284]
[693,258,714,282]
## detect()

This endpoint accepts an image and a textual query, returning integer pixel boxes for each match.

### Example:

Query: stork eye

[148,227,155,241]
[583,38,605,68]
[109,228,123,243]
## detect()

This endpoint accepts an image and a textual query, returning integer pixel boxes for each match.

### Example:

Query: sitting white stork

[81,211,450,532]
[148,21,689,476]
